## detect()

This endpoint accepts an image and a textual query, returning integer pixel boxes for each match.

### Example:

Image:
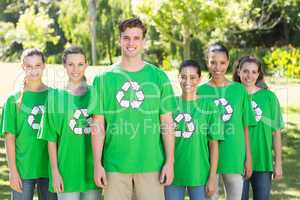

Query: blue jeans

[57,190,100,200]
[242,171,272,200]
[165,185,206,200]
[12,178,57,200]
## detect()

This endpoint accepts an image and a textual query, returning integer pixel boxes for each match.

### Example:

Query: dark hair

[232,55,268,89]
[18,48,45,108]
[62,45,86,64]
[207,43,229,60]
[179,60,201,77]
[119,18,147,38]
[21,48,45,63]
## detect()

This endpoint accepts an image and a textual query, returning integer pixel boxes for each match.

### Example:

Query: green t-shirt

[249,89,284,171]
[88,63,176,173]
[197,81,255,174]
[172,97,224,186]
[0,90,50,179]
[38,88,97,192]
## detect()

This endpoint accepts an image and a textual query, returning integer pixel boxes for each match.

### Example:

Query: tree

[132,0,227,59]
[89,0,97,65]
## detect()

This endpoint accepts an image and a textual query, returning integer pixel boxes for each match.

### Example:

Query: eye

[78,63,85,67]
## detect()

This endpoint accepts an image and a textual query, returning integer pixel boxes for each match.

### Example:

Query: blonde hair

[17,48,45,108]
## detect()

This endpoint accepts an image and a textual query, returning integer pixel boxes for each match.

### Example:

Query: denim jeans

[242,171,272,200]
[165,185,206,200]
[57,190,100,200]
[11,178,57,200]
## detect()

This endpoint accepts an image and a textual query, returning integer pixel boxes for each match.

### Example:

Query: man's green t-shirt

[172,97,224,186]
[38,88,97,192]
[89,63,176,173]
[1,90,50,179]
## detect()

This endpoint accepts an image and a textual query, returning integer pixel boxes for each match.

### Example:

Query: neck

[181,92,198,100]
[26,80,46,92]
[67,81,87,95]
[210,77,228,87]
[246,85,259,94]
[120,56,144,71]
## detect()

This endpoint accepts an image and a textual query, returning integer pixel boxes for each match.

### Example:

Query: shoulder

[4,91,21,105]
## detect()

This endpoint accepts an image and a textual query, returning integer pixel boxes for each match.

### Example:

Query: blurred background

[0,0,299,199]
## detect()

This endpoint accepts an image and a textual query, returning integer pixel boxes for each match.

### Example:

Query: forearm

[160,113,175,163]
[91,115,106,168]
[273,131,282,165]
[48,142,59,175]
[5,133,18,172]
[209,140,218,177]
[244,127,252,160]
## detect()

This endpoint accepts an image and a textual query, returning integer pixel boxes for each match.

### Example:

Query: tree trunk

[89,0,97,65]
[182,26,191,59]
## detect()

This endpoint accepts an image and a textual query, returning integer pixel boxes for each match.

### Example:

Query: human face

[179,66,201,95]
[238,62,260,88]
[120,27,145,58]
[207,52,229,79]
[64,53,87,84]
[22,55,45,81]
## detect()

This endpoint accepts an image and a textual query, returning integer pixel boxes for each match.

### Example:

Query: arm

[91,115,107,188]
[48,141,64,193]
[5,133,22,192]
[272,131,282,180]
[160,112,175,185]
[244,127,252,179]
[206,140,219,197]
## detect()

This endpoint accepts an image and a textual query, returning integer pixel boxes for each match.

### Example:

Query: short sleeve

[88,75,104,116]
[1,96,18,136]
[159,71,176,115]
[270,92,284,132]
[207,101,224,141]
[38,93,58,142]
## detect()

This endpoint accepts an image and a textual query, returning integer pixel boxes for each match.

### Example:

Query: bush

[263,48,300,78]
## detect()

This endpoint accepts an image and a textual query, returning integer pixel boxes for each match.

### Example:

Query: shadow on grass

[271,121,300,199]
[0,138,10,199]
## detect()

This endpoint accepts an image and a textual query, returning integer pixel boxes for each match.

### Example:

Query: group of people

[0,17,284,200]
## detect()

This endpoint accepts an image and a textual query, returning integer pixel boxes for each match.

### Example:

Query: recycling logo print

[251,100,262,122]
[27,105,45,130]
[174,113,195,138]
[69,109,92,135]
[116,81,145,109]
[214,98,233,122]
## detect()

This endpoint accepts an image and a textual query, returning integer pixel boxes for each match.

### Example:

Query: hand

[53,171,64,193]
[244,158,252,179]
[205,174,217,198]
[160,161,174,186]
[273,162,283,180]
[9,169,22,193]
[94,165,107,188]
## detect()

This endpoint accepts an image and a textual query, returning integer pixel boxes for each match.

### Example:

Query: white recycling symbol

[69,108,92,135]
[174,113,195,138]
[214,98,233,122]
[27,105,45,130]
[116,81,145,109]
[251,100,262,122]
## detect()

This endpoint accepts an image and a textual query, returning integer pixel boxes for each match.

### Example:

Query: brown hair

[18,48,45,107]
[232,55,268,89]
[119,18,147,38]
